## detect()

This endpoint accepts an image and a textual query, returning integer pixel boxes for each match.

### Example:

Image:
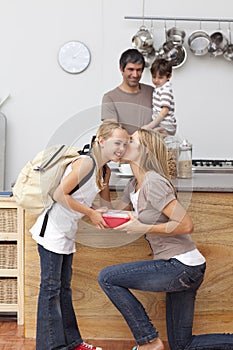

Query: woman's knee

[98,266,112,287]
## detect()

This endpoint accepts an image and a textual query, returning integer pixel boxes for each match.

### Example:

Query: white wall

[1,0,233,190]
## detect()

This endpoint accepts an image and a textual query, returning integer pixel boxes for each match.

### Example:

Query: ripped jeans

[98,258,233,350]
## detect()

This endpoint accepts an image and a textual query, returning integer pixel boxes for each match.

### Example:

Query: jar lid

[164,135,180,147]
[179,139,192,150]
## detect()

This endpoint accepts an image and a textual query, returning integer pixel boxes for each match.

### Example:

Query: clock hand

[73,49,82,58]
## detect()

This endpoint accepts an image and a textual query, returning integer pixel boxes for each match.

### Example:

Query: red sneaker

[74,342,102,350]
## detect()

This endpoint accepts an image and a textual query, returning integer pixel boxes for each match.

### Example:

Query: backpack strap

[39,154,96,237]
[69,154,95,195]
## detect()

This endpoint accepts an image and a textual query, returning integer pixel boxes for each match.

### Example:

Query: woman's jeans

[98,258,233,350]
[37,244,82,350]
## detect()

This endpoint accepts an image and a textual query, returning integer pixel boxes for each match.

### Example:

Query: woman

[30,120,129,350]
[98,129,233,350]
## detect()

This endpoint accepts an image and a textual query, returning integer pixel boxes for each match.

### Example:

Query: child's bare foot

[133,337,164,350]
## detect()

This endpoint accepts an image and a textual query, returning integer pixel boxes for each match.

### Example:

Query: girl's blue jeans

[36,244,82,350]
[98,258,233,349]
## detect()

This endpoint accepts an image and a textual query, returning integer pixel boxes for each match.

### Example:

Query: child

[142,58,177,136]
[30,120,129,350]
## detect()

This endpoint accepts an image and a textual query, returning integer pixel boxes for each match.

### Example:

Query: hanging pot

[158,41,179,60]
[171,45,187,69]
[208,31,228,57]
[142,48,156,68]
[132,25,154,53]
[166,26,186,46]
[224,26,233,61]
[158,41,187,69]
[188,30,211,56]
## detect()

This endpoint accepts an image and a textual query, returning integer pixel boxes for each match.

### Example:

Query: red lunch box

[102,210,130,228]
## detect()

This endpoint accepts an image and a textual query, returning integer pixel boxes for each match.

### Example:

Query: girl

[98,129,233,350]
[30,120,129,350]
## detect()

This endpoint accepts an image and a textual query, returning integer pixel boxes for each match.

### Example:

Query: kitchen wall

[0,0,233,190]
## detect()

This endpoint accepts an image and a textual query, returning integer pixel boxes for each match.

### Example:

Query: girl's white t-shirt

[30,158,100,255]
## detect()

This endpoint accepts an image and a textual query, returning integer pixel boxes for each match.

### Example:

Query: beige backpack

[13,144,95,215]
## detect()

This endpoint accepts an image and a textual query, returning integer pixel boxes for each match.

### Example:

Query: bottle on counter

[178,139,192,178]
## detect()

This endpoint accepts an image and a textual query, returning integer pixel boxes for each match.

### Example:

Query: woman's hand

[114,212,152,234]
[88,208,109,229]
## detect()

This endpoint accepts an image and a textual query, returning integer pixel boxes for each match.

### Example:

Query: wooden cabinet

[24,192,233,342]
[0,197,24,325]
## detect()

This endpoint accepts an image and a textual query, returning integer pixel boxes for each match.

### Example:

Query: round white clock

[58,41,91,74]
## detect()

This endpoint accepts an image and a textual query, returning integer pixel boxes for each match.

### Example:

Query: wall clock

[58,41,91,74]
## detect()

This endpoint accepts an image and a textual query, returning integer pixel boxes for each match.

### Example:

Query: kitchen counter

[24,191,233,343]
[109,170,233,192]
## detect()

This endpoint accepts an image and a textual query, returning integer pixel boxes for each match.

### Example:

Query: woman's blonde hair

[137,129,176,194]
[91,119,128,190]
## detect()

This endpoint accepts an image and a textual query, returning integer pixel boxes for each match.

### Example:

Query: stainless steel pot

[224,27,233,61]
[142,48,156,68]
[171,45,187,68]
[132,25,154,53]
[158,41,187,69]
[166,26,186,46]
[188,30,210,56]
[208,31,228,57]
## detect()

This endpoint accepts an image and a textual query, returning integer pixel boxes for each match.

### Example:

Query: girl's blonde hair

[91,119,128,190]
[137,129,176,195]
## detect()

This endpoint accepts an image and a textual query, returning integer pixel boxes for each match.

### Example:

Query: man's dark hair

[119,49,145,71]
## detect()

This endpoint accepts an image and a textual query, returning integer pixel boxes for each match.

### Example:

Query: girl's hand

[114,212,152,234]
[88,209,109,229]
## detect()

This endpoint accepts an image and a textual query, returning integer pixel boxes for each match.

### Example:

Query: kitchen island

[24,172,233,349]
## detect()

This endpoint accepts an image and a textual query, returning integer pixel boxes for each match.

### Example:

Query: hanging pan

[131,0,154,54]
[166,26,186,46]
[208,30,228,57]
[224,23,233,61]
[188,27,210,56]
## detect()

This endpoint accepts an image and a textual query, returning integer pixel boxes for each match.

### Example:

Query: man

[101,49,153,134]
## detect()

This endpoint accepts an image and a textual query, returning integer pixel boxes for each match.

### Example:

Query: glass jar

[178,139,192,178]
[164,136,180,178]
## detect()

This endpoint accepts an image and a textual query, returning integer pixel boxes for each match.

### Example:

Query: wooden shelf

[0,197,24,325]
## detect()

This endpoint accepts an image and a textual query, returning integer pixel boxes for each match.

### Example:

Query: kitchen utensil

[132,25,154,53]
[208,31,228,57]
[188,29,211,56]
[143,47,156,68]
[159,40,179,60]
[166,26,186,46]
[224,23,233,61]
[131,0,154,54]
[158,40,187,68]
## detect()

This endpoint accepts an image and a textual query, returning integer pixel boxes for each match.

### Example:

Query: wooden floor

[0,321,35,350]
[0,320,170,350]
[0,320,135,349]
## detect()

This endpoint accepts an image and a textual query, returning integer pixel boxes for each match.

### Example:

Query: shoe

[74,342,102,350]
[132,347,139,350]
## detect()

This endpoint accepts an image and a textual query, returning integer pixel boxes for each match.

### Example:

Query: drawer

[0,208,17,233]
[0,243,17,269]
[0,278,17,304]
